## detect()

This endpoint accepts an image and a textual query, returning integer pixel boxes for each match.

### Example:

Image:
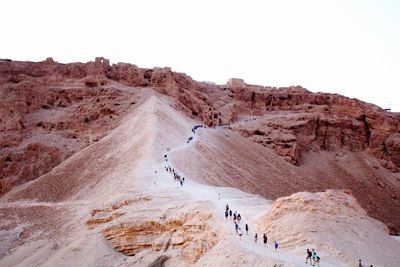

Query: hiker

[263,234,267,246]
[225,210,229,221]
[311,249,317,266]
[180,180,183,186]
[306,248,312,264]
[226,204,229,212]
[358,259,363,267]
[229,210,232,219]
[237,214,241,223]
[238,227,243,240]
[313,253,320,267]
[245,224,249,235]
[218,193,221,200]
[233,213,237,221]
[234,222,239,234]
[274,241,279,250]
[254,233,258,243]
[182,177,185,183]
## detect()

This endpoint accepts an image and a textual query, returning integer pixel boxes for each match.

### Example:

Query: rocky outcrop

[0,143,61,193]
[104,208,218,263]
[230,92,400,168]
[257,190,400,267]
[0,60,138,195]
[86,200,219,264]
[384,133,400,171]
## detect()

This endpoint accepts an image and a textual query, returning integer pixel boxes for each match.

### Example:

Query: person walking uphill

[306,249,312,264]
[245,224,249,235]
[313,253,321,267]
[238,227,243,240]
[263,234,267,246]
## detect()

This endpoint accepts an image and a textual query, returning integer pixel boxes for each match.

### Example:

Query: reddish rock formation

[0,58,138,195]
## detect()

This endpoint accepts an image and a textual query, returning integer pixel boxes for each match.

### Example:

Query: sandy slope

[0,89,399,267]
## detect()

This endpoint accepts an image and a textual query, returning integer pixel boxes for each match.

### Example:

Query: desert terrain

[0,58,399,266]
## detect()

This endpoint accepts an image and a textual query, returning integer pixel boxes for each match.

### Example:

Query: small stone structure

[227,78,246,88]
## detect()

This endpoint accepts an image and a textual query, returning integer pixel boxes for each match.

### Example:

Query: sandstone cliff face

[86,199,220,264]
[227,87,400,168]
[0,58,138,195]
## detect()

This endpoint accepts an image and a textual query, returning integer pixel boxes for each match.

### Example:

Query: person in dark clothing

[274,241,279,250]
[245,224,249,235]
[226,204,229,211]
[229,210,232,219]
[306,249,312,264]
[225,210,229,221]
[263,234,267,245]
[254,233,258,243]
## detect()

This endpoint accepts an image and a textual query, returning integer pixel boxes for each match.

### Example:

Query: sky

[1,0,399,111]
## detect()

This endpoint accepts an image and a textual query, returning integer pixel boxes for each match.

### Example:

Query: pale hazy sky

[1,0,399,111]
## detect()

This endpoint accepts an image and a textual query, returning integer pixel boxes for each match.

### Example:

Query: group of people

[224,204,279,250]
[163,125,203,185]
[224,206,242,223]
[243,117,260,122]
[164,164,185,186]
[306,248,321,266]
[191,124,203,134]
[225,205,245,239]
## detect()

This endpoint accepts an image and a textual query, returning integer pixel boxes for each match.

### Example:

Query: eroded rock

[103,207,218,263]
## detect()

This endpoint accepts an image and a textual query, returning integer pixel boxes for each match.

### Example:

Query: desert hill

[0,58,399,266]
